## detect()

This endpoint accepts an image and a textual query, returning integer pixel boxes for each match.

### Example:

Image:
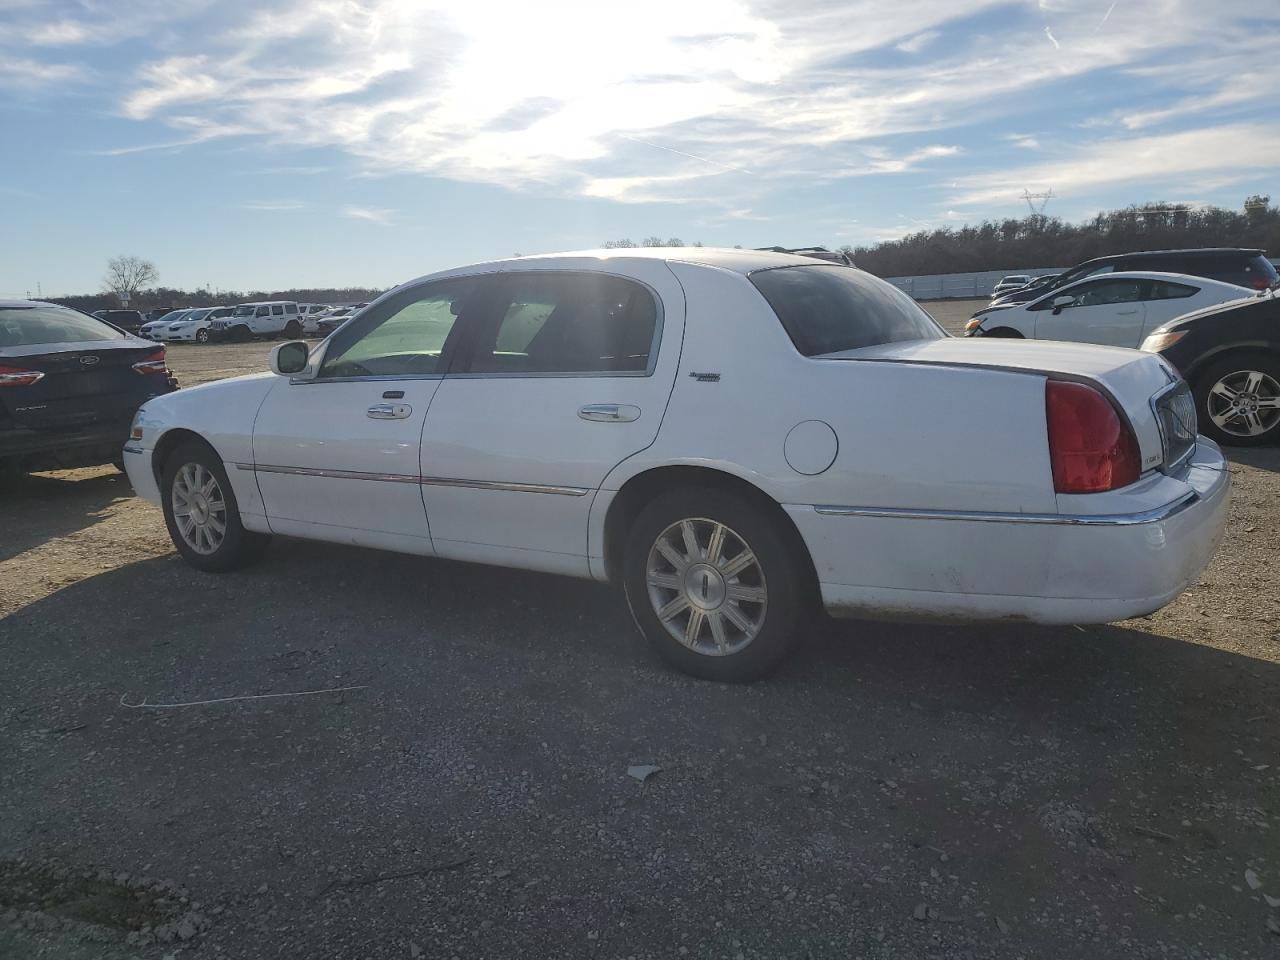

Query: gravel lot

[2,300,1278,959]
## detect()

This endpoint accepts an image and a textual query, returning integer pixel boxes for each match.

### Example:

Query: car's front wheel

[623,489,811,682]
[195,327,210,343]
[161,440,269,571]
[1193,354,1280,446]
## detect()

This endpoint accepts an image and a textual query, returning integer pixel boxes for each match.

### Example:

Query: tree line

[51,284,385,314]
[842,196,1280,277]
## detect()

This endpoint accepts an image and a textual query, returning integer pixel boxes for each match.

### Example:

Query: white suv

[208,301,302,342]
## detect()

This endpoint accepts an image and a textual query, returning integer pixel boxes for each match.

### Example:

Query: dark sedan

[1141,290,1280,446]
[1,300,177,479]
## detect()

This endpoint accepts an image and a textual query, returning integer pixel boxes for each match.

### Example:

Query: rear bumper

[786,438,1230,625]
[1,419,133,470]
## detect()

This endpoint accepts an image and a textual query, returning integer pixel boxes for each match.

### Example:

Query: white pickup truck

[208,301,302,342]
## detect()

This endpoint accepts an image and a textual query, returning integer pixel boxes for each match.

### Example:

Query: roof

[1083,247,1264,262]
[426,247,830,283]
[0,299,40,309]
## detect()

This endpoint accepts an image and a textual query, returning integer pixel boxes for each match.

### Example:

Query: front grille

[1153,379,1197,472]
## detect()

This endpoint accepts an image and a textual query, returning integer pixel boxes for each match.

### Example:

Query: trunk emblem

[79,355,99,366]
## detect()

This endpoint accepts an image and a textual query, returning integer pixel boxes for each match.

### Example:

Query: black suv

[988,248,1277,310]
[92,309,146,333]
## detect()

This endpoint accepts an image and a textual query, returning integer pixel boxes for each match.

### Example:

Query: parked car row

[966,248,1280,445]
[131,301,364,343]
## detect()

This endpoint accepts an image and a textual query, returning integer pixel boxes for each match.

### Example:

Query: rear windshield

[0,305,127,348]
[748,265,945,356]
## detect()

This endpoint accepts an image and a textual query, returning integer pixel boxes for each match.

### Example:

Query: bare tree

[103,255,158,305]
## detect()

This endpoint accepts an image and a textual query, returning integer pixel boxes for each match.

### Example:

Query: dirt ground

[2,301,1278,959]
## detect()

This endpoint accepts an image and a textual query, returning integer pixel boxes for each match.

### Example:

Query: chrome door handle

[578,403,640,423]
[1116,309,1139,315]
[367,402,412,419]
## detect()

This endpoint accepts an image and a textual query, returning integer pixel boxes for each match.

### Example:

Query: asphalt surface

[2,300,1278,959]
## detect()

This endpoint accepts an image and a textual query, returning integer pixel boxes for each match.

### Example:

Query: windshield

[233,305,256,317]
[183,309,210,321]
[0,304,128,348]
[749,265,945,356]
[156,310,188,323]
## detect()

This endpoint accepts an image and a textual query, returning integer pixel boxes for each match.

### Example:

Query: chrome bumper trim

[812,490,1198,526]
[235,462,589,497]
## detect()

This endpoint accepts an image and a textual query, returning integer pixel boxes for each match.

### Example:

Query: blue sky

[3,0,1278,297]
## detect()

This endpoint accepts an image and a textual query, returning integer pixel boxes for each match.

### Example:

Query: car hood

[1150,291,1273,333]
[972,302,1019,318]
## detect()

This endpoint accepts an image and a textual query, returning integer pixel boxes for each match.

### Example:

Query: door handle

[1116,309,1139,315]
[578,403,641,423]
[367,402,412,420]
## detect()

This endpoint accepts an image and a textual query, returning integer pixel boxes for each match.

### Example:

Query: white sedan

[966,271,1250,347]
[123,249,1228,681]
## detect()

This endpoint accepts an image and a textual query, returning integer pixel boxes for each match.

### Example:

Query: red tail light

[132,348,168,376]
[1252,275,1272,291]
[1045,380,1141,493]
[0,365,45,387]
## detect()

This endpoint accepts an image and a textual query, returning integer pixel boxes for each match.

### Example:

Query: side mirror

[1050,294,1076,315]
[270,341,311,378]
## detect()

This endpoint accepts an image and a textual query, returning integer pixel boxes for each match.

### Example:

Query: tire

[1192,354,1280,447]
[284,320,302,339]
[160,440,269,572]
[195,327,209,343]
[111,456,126,474]
[231,325,252,343]
[623,488,811,682]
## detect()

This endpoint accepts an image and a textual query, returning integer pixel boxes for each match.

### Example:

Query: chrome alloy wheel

[171,462,227,555]
[645,518,767,657]
[1207,369,1280,438]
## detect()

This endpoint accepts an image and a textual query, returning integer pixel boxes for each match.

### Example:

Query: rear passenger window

[1147,280,1198,300]
[285,304,297,314]
[749,265,943,356]
[466,273,658,375]
[271,305,284,316]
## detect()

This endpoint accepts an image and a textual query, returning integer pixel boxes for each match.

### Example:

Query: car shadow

[3,539,1278,956]
[0,467,135,564]
[1223,443,1280,474]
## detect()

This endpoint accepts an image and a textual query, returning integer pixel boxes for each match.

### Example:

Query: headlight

[129,410,145,441]
[1140,330,1187,353]
[964,318,983,332]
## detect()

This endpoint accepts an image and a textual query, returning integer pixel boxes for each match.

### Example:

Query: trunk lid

[818,338,1183,474]
[0,339,168,432]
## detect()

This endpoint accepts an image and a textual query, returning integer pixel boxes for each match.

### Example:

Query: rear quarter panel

[598,264,1057,515]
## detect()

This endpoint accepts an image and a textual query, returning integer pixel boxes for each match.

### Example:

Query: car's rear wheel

[1193,354,1280,446]
[195,327,209,343]
[284,319,302,339]
[623,489,810,682]
[161,440,269,571]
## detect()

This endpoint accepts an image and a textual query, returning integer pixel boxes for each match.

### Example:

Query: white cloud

[342,205,395,225]
[895,30,940,54]
[0,56,86,90]
[7,0,1280,213]
[951,122,1280,206]
[1005,133,1040,150]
